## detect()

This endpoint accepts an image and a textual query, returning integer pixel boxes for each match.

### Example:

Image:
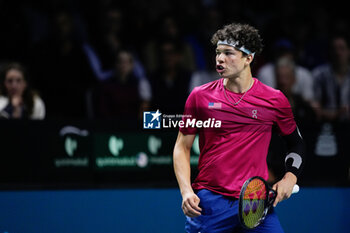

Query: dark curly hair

[211,23,263,56]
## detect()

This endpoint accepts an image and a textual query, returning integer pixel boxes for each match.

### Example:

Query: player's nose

[216,54,225,64]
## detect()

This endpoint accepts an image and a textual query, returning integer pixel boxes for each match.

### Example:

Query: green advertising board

[93,132,200,170]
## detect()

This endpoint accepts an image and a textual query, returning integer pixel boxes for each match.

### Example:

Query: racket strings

[241,179,267,228]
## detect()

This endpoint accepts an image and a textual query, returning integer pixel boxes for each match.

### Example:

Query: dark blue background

[0,188,349,233]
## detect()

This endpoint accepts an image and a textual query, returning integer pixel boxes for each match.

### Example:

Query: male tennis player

[173,23,305,232]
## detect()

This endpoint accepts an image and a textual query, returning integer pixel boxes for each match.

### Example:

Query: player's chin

[218,71,229,77]
[218,71,236,78]
[221,74,237,80]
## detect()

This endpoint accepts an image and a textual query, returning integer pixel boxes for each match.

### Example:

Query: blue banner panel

[0,188,349,233]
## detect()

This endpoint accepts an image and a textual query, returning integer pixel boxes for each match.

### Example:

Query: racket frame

[238,176,276,229]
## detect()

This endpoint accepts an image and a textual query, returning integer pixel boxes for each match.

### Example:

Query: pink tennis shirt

[179,78,296,198]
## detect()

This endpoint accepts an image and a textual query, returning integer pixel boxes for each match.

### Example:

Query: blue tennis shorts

[185,189,284,233]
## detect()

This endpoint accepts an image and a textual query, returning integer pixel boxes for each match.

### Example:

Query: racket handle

[292,184,300,194]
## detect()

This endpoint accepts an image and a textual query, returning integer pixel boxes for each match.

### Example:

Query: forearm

[173,144,193,195]
[173,132,202,217]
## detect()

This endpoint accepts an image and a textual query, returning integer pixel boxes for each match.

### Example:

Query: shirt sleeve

[179,88,199,135]
[31,96,46,120]
[274,91,296,136]
[312,67,323,104]
[138,78,152,102]
[297,67,314,101]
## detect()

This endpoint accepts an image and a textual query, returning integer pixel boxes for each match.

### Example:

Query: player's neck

[224,71,253,93]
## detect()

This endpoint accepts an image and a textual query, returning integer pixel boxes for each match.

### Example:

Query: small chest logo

[252,110,258,119]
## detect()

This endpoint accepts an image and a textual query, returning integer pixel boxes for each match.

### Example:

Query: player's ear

[245,54,254,65]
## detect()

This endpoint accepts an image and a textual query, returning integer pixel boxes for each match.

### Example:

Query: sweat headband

[217,39,255,57]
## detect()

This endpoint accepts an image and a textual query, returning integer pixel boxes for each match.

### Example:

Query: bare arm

[173,131,202,217]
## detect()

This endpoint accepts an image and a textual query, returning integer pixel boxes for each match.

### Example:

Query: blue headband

[217,39,255,57]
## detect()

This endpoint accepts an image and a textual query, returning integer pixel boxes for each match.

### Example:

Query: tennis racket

[238,176,299,229]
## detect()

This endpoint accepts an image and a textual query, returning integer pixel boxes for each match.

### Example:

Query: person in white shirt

[312,35,350,121]
[257,39,314,102]
[0,63,45,119]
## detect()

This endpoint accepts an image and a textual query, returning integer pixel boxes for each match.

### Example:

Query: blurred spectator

[89,7,126,70]
[312,35,350,122]
[0,63,45,119]
[275,57,316,124]
[82,6,150,87]
[299,7,330,70]
[188,53,219,93]
[29,10,94,119]
[193,6,223,70]
[268,56,316,183]
[257,39,314,102]
[0,1,348,123]
[94,50,151,122]
[151,40,192,113]
[143,15,196,73]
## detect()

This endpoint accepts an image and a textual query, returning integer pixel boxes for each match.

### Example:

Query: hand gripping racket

[238,176,299,229]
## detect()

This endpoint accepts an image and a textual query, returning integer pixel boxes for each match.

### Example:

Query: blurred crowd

[0,0,349,124]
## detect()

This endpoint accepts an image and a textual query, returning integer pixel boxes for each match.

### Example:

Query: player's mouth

[216,64,225,73]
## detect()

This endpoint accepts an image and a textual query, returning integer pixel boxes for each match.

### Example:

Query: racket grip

[292,184,299,194]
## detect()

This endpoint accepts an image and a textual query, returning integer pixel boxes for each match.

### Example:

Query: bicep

[174,131,196,153]
[173,132,196,175]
